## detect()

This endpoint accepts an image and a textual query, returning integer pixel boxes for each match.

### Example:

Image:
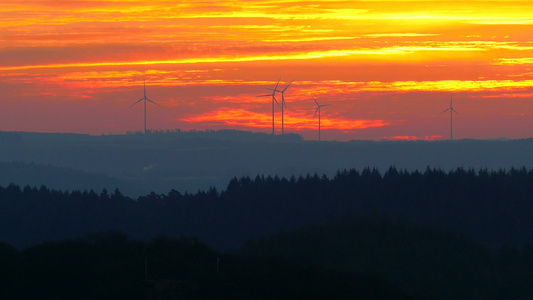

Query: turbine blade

[451,108,460,115]
[130,98,144,107]
[146,98,161,107]
[312,97,319,106]
[274,78,281,91]
[282,79,294,92]
[313,107,319,119]
[274,96,281,109]
[440,108,451,114]
[256,94,271,97]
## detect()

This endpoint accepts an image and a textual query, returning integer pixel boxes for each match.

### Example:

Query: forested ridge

[2,166,533,299]
[2,166,533,249]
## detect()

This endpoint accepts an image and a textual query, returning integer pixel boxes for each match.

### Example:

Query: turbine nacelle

[131,80,160,107]
[312,97,329,118]
[313,105,329,119]
[440,95,458,115]
[440,107,459,115]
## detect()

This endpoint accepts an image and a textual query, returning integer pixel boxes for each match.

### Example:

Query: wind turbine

[278,80,294,135]
[257,79,281,135]
[130,80,160,134]
[440,94,459,140]
[312,97,329,141]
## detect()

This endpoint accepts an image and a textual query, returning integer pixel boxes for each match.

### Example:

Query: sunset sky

[1,0,533,141]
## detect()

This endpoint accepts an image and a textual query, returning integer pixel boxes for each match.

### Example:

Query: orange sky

[1,0,533,140]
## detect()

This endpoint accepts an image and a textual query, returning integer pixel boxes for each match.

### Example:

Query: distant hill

[2,130,533,196]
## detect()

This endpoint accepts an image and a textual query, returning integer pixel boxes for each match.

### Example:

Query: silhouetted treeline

[0,161,143,196]
[125,128,304,142]
[2,166,533,250]
[0,232,416,300]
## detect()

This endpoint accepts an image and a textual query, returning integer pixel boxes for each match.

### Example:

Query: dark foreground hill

[0,232,417,300]
[3,130,533,196]
[242,216,522,300]
[2,221,533,299]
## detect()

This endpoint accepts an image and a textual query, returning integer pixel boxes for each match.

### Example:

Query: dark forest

[2,167,533,298]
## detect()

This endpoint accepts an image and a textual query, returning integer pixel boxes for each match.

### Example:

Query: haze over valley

[1,130,531,197]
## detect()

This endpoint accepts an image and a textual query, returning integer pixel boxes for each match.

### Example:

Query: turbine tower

[130,80,160,134]
[313,97,329,141]
[440,94,459,140]
[278,80,294,135]
[257,79,281,135]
